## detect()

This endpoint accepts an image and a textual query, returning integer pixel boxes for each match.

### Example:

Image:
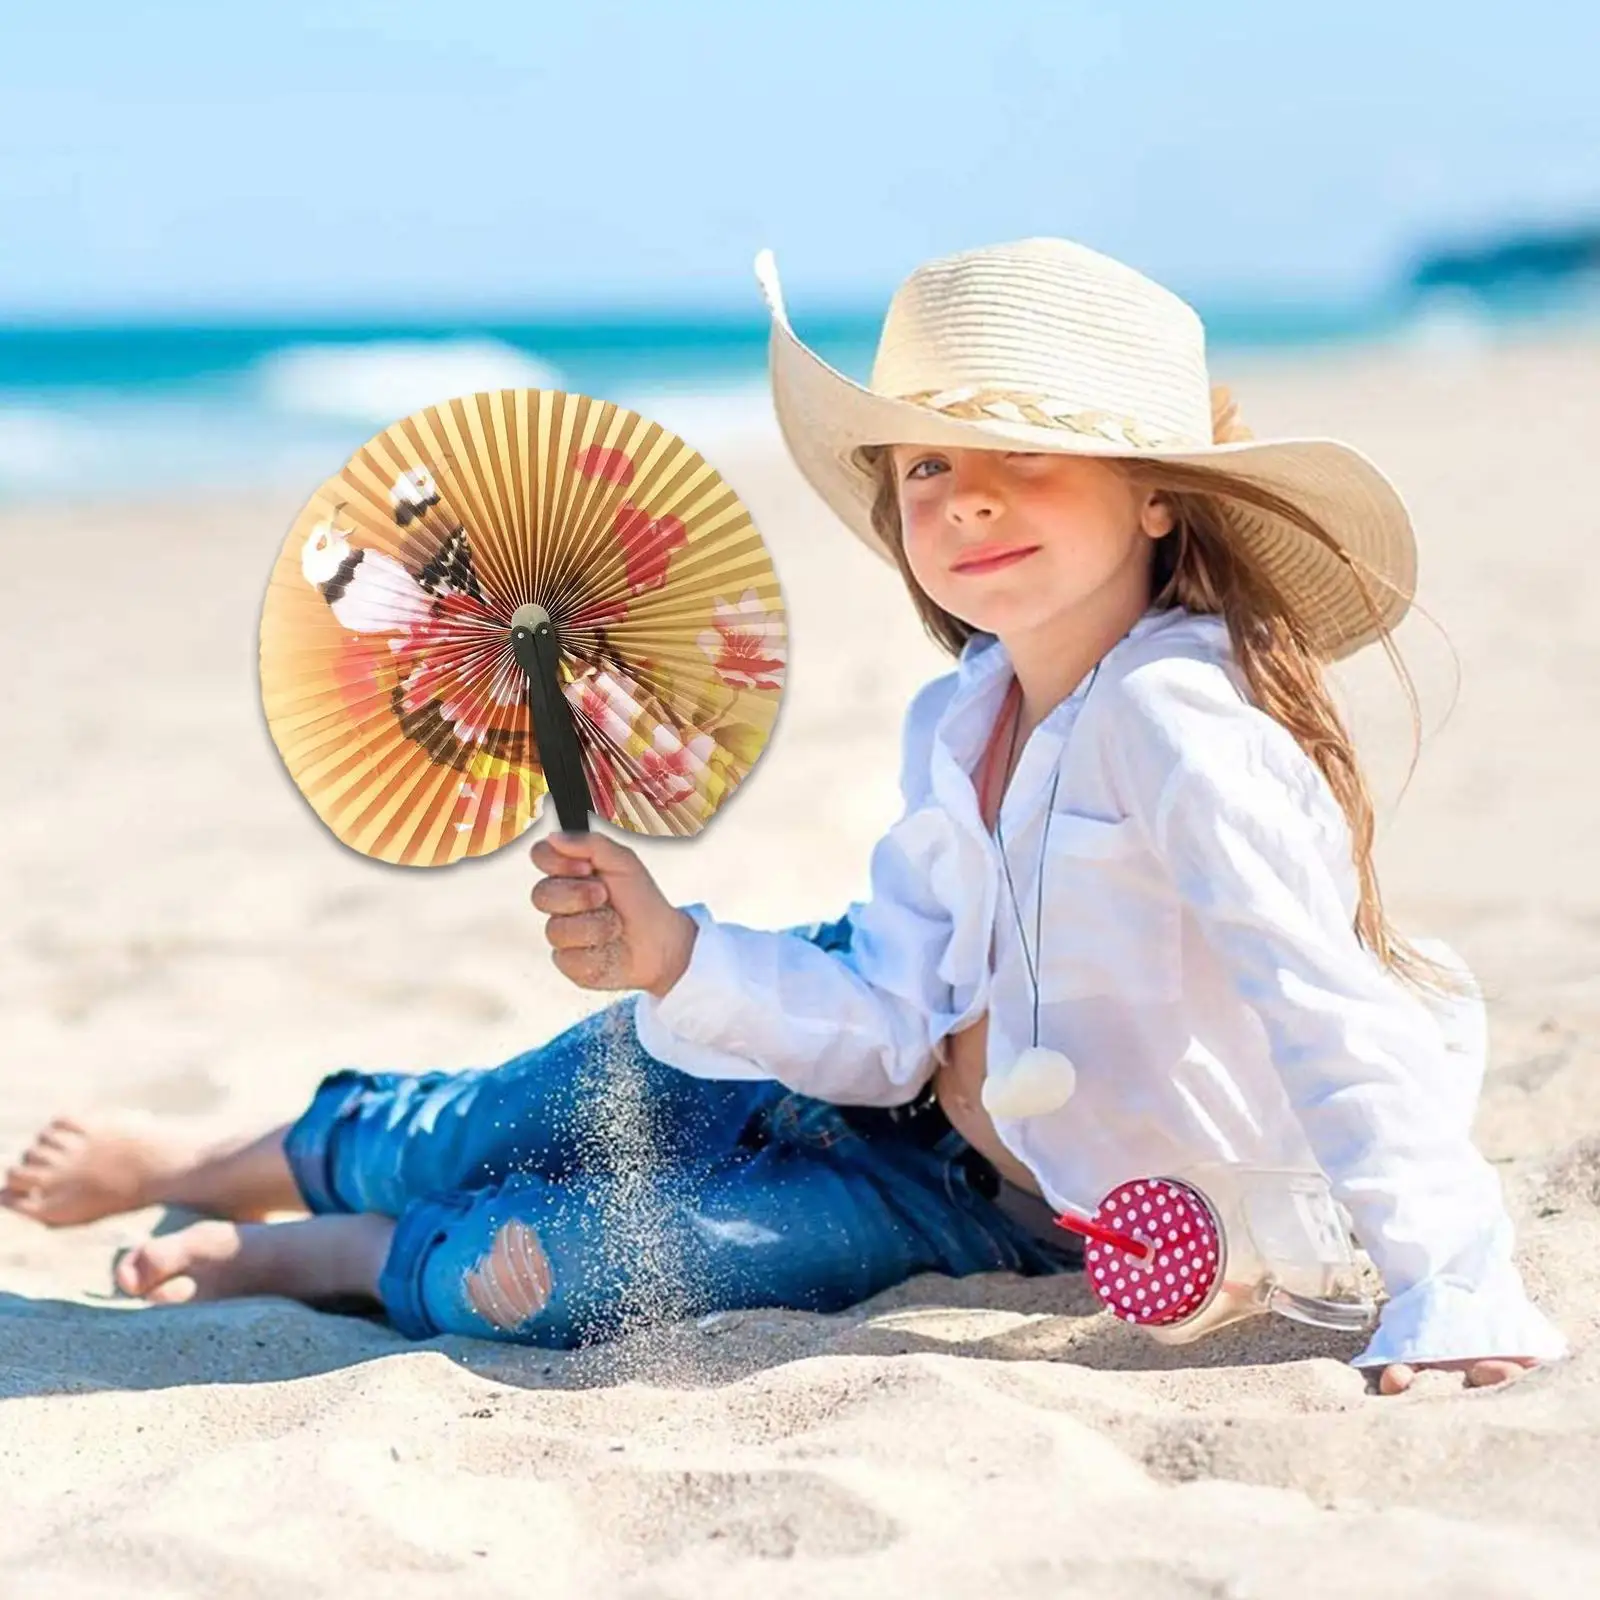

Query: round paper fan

[259,388,787,866]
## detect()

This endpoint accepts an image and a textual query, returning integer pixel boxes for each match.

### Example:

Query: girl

[3,238,1568,1395]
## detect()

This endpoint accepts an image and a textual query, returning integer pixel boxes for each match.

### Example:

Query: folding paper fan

[259,388,787,866]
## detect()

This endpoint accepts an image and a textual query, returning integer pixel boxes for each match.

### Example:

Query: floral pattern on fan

[567,658,754,826]
[698,591,786,691]
[259,388,787,864]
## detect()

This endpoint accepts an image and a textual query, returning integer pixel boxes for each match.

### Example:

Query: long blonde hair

[854,443,1460,997]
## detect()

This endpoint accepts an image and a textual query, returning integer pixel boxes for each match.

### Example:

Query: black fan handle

[510,603,592,834]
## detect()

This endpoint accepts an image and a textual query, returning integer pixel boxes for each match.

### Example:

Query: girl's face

[888,445,1172,637]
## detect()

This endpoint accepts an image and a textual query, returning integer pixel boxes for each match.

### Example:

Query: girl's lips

[951,544,1040,575]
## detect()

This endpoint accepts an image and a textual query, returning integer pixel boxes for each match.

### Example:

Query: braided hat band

[753,238,1415,662]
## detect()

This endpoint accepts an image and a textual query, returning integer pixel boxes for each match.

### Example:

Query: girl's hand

[1376,1356,1540,1395]
[529,832,697,998]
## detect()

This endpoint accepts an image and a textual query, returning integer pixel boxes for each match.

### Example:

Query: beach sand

[2,335,1598,1595]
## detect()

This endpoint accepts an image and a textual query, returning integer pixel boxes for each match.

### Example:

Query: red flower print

[697,590,786,691]
[387,590,520,744]
[574,679,611,728]
[632,743,698,808]
[332,636,390,717]
[583,746,620,819]
[573,444,635,487]
[626,728,716,810]
[613,503,688,594]
[564,667,645,748]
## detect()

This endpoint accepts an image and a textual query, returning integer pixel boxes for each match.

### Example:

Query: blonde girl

[5,239,1567,1395]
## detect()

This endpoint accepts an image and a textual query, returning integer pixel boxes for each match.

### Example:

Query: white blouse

[633,606,1569,1370]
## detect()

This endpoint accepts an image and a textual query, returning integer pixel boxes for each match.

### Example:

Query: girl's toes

[39,1124,85,1157]
[0,1182,42,1215]
[115,1220,245,1302]
[6,1146,66,1196]
[1467,1358,1533,1387]
[117,1237,196,1301]
[116,1232,205,1299]
[115,1240,167,1298]
[0,1112,200,1228]
[145,1272,200,1305]
[6,1158,54,1200]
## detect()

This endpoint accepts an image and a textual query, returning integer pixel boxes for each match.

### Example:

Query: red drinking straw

[1053,1206,1158,1266]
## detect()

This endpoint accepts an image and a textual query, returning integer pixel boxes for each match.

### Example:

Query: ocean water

[0,312,853,501]
[0,285,1589,501]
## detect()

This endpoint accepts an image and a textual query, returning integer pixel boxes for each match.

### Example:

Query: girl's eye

[904,457,946,480]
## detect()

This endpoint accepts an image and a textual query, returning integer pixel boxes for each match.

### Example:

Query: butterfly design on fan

[390,466,442,527]
[260,388,788,863]
[299,476,521,769]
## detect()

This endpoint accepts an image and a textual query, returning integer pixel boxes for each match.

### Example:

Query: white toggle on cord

[985,668,1101,1124]
[980,1044,1078,1119]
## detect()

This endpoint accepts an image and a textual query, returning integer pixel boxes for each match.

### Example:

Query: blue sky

[2,1,1595,317]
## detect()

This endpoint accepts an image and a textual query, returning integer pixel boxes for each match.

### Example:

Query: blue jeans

[282,915,1081,1346]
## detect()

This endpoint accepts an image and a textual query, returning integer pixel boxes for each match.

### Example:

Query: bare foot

[2,1114,207,1227]
[1,1114,301,1228]
[115,1214,394,1308]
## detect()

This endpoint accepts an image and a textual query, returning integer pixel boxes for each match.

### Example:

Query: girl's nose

[946,466,1004,524]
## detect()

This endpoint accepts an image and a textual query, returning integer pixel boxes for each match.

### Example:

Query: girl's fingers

[543,907,621,951]
[539,831,641,876]
[551,942,629,990]
[529,837,593,876]
[530,875,608,915]
[1378,1357,1538,1395]
[1465,1358,1537,1387]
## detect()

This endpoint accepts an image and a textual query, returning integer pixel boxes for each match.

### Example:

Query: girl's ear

[1140,492,1177,541]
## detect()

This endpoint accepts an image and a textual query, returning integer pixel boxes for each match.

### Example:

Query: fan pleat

[260,388,785,864]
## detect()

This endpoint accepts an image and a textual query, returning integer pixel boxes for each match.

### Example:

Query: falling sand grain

[572,999,702,1382]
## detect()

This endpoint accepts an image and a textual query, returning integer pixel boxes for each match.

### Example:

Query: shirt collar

[945,605,1189,749]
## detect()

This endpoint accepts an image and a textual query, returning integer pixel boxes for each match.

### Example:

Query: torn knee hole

[464,1219,553,1331]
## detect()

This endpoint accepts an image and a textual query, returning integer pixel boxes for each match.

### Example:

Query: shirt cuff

[1350,1264,1571,1369]
[631,903,772,1081]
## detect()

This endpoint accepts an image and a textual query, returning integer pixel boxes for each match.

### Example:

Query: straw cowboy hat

[752,237,1416,661]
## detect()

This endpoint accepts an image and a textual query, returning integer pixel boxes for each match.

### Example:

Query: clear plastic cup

[1136,1161,1374,1345]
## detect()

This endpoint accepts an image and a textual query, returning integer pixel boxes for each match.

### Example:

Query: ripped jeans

[281,915,1081,1346]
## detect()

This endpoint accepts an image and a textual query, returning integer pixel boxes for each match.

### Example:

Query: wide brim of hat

[762,279,1417,664]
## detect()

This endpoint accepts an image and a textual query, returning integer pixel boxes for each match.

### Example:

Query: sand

[2,334,1598,1596]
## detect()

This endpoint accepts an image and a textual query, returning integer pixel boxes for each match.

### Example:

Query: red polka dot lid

[1081,1178,1222,1327]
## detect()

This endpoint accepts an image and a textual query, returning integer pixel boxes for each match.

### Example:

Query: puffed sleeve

[630,675,960,1107]
[1104,653,1569,1370]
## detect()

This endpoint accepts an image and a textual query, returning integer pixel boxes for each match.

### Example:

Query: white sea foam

[254,338,564,423]
[0,368,777,499]
[0,407,80,485]
[0,393,357,499]
[615,381,780,455]
[1397,287,1496,359]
